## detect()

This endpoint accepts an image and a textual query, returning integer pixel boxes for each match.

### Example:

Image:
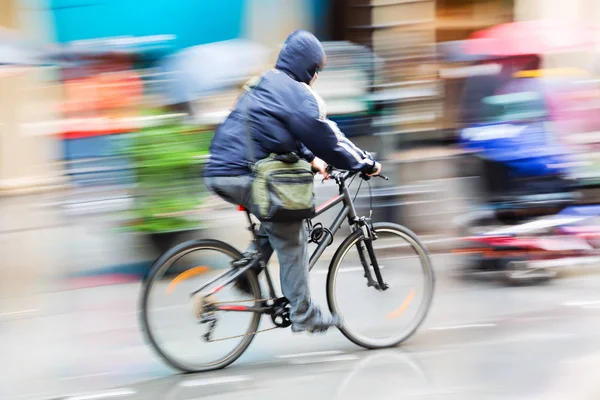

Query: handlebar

[324,165,389,183]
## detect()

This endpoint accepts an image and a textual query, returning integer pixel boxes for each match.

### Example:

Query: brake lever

[322,173,337,184]
[322,165,333,184]
[359,173,389,181]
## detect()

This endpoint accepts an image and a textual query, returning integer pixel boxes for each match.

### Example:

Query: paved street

[3,252,600,400]
[3,194,600,399]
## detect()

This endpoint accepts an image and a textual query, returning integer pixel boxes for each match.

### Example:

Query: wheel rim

[142,245,260,372]
[330,227,434,348]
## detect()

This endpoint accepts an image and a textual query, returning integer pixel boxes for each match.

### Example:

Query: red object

[66,274,140,289]
[209,284,224,296]
[464,235,545,250]
[217,305,249,311]
[60,129,131,140]
[237,205,247,212]
[464,20,598,56]
[316,195,341,213]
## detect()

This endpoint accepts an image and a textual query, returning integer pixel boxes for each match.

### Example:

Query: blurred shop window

[436,0,515,42]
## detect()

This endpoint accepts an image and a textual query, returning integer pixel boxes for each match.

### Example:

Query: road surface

[3,254,600,400]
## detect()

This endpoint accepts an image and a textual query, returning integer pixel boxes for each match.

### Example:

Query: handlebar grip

[378,174,389,181]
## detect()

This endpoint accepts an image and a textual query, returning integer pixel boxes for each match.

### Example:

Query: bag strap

[241,74,299,167]
[242,77,262,168]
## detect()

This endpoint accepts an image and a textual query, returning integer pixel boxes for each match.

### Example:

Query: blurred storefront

[3,0,600,195]
[0,0,324,195]
[328,0,513,149]
[50,0,245,47]
[515,0,600,71]
[0,0,64,193]
[48,0,330,49]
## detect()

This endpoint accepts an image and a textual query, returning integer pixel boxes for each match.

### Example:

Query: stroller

[455,91,582,284]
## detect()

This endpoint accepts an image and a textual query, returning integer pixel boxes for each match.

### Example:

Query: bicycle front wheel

[327,223,435,349]
[140,239,262,373]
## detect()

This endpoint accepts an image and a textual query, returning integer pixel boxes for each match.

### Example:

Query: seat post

[244,210,260,242]
[244,210,253,227]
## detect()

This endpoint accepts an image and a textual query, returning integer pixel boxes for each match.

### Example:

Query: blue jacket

[203,30,377,177]
[460,121,572,177]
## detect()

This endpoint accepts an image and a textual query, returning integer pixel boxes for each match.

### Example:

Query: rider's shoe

[231,252,262,271]
[291,311,343,333]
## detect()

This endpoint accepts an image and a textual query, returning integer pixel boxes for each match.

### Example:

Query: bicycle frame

[308,181,358,270]
[190,173,387,314]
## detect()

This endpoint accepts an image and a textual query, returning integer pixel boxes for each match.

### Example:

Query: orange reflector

[166,266,211,295]
[387,289,416,320]
[452,248,487,254]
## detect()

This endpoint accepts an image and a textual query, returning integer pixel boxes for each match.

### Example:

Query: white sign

[461,124,527,141]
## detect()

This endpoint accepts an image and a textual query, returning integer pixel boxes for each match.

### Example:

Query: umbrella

[464,20,598,57]
[157,39,271,106]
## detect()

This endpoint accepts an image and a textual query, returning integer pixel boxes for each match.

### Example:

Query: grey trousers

[205,175,316,325]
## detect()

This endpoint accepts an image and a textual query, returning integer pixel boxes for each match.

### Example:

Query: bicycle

[140,167,435,372]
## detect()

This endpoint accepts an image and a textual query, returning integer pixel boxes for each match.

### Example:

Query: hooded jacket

[203,30,377,177]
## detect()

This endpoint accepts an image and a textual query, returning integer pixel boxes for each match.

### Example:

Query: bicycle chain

[202,297,281,342]
[207,325,280,342]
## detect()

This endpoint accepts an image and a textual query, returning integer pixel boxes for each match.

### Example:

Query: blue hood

[275,30,325,85]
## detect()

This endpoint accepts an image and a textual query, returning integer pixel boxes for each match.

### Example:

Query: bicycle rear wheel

[327,223,434,349]
[140,239,262,372]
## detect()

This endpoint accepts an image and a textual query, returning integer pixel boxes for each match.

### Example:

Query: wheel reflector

[387,289,415,319]
[166,266,212,295]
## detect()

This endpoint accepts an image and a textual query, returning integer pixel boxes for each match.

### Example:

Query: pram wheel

[459,255,556,286]
[502,258,557,285]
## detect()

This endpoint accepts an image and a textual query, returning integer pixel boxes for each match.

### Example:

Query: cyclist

[203,30,381,333]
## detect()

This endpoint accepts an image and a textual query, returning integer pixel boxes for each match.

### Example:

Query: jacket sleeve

[297,142,315,162]
[288,85,377,173]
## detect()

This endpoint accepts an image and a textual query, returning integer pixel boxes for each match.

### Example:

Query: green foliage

[121,118,213,233]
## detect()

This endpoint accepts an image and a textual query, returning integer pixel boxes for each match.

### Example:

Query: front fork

[354,219,389,291]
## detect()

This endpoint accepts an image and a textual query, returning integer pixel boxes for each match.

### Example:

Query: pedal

[201,314,217,342]
[231,251,260,269]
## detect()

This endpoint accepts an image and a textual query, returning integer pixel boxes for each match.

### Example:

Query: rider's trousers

[205,175,318,326]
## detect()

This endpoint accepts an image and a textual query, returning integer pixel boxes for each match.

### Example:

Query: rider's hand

[310,157,330,180]
[366,162,382,177]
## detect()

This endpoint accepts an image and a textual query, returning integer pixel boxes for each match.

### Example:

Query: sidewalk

[0,190,460,295]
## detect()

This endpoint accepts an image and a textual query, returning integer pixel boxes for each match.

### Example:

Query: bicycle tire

[326,222,435,349]
[139,239,262,373]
